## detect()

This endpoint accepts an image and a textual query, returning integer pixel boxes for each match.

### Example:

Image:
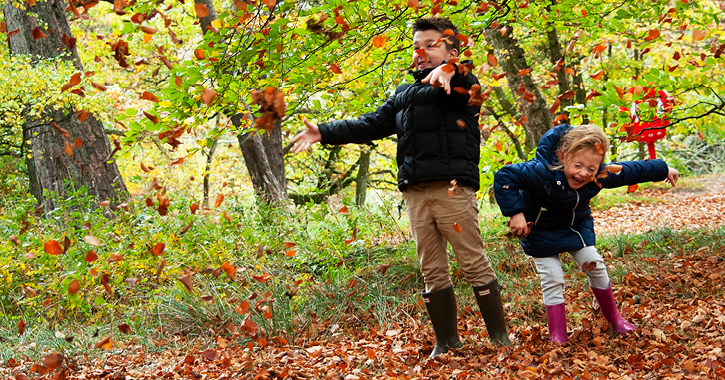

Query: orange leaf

[44,240,63,255]
[140,26,157,34]
[329,63,342,74]
[448,179,458,196]
[692,30,707,42]
[85,250,98,262]
[190,203,199,214]
[194,3,209,18]
[589,70,603,80]
[194,49,205,60]
[605,164,623,174]
[202,88,217,106]
[170,157,184,166]
[452,223,462,233]
[221,261,236,280]
[94,336,113,349]
[559,90,575,100]
[456,119,466,130]
[68,279,80,294]
[517,68,532,76]
[19,320,26,335]
[153,242,165,256]
[100,272,113,296]
[487,53,498,67]
[60,73,82,93]
[284,241,296,248]
[627,184,638,194]
[91,82,107,91]
[214,193,224,208]
[286,250,297,257]
[491,72,506,80]
[339,205,348,213]
[372,35,386,48]
[251,273,272,283]
[550,98,560,114]
[143,111,159,124]
[407,0,420,8]
[64,140,74,158]
[645,29,660,41]
[141,91,159,102]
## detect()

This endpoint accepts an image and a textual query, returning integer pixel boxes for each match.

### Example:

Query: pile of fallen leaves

[593,190,725,236]
[5,244,724,379]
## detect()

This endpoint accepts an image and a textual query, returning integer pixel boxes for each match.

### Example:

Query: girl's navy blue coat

[494,125,669,257]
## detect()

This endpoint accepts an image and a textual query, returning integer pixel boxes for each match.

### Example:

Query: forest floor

[5,176,725,380]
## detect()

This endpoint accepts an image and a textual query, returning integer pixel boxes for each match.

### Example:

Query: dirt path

[593,174,725,235]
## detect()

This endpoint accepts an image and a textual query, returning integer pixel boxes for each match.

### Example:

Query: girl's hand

[421,65,455,94]
[665,167,679,187]
[290,119,322,154]
[509,212,530,237]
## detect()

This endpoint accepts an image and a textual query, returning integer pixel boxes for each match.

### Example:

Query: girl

[493,124,678,343]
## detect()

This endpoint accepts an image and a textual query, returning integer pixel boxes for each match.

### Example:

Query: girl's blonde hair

[552,124,610,170]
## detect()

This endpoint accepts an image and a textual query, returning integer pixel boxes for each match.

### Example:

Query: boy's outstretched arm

[290,119,322,154]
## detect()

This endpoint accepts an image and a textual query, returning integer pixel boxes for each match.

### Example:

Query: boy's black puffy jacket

[318,65,481,191]
[494,125,669,257]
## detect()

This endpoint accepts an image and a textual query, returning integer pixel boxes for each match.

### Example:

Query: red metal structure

[618,87,673,159]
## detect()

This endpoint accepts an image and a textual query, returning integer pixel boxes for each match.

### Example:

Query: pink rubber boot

[591,285,637,335]
[545,303,568,343]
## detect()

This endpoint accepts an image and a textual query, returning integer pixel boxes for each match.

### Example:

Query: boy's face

[412,29,458,71]
[557,148,602,190]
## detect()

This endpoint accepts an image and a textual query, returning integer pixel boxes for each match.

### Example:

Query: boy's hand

[509,212,530,237]
[290,119,322,154]
[421,65,455,94]
[665,167,679,187]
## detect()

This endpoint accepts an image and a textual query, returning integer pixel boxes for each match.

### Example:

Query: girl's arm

[493,161,547,217]
[599,159,676,188]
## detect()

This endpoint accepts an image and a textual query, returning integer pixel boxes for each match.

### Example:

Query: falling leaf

[645,29,660,41]
[152,242,165,256]
[18,320,26,335]
[251,273,272,283]
[84,235,102,246]
[31,27,47,40]
[214,193,224,208]
[100,273,113,296]
[143,111,159,124]
[372,35,386,48]
[60,73,82,93]
[220,261,236,280]
[692,30,707,42]
[194,3,209,18]
[190,203,199,214]
[141,91,159,102]
[68,279,80,294]
[517,68,532,76]
[379,263,391,274]
[452,223,462,233]
[456,119,466,130]
[179,274,194,292]
[487,53,498,67]
[329,63,342,74]
[559,90,575,100]
[627,184,639,194]
[95,337,113,349]
[118,324,132,334]
[491,72,506,80]
[286,250,297,257]
[140,26,156,34]
[43,353,64,369]
[50,122,71,138]
[85,250,98,263]
[590,70,603,80]
[44,240,63,255]
[448,180,458,196]
[194,49,205,60]
[339,205,348,213]
[202,88,217,106]
[284,241,296,248]
[550,98,560,114]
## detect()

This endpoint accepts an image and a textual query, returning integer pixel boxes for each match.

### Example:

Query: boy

[291,18,510,357]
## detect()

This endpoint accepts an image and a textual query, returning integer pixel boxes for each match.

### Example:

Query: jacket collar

[411,68,434,81]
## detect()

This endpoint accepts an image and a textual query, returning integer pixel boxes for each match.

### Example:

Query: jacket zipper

[570,190,585,246]
[534,207,547,225]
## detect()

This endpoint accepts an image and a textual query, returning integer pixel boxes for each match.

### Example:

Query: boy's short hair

[412,18,460,52]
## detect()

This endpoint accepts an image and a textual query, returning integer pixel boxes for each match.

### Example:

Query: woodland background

[1,0,725,378]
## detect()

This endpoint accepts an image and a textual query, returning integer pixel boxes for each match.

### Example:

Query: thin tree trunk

[484,25,551,151]
[355,149,371,207]
[203,137,219,207]
[5,0,128,213]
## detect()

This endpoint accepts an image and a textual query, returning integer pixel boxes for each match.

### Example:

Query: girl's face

[412,29,458,71]
[557,148,602,190]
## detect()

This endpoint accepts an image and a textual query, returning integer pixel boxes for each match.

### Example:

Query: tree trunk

[198,0,288,205]
[484,25,551,151]
[355,149,371,207]
[5,0,128,213]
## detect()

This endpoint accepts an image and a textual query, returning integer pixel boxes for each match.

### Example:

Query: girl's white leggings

[532,246,611,306]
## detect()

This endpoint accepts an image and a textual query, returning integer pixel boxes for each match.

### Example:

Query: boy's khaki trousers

[403,181,497,292]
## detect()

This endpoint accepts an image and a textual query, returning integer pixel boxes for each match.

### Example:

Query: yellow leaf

[211,19,222,29]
